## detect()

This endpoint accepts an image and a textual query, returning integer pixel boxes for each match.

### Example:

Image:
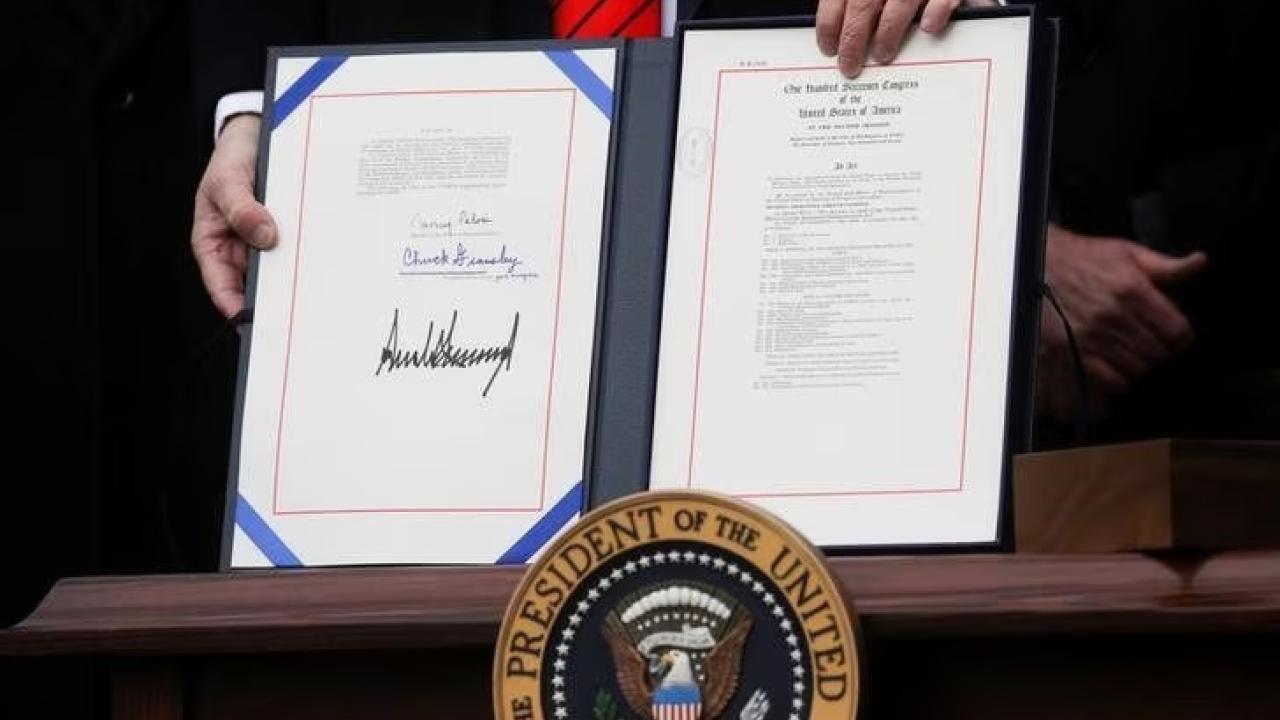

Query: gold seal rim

[492,489,862,720]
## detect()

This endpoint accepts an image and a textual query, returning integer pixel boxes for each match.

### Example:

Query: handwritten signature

[410,209,494,235]
[374,308,519,398]
[403,243,524,275]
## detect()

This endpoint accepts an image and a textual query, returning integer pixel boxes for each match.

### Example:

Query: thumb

[208,172,278,250]
[1130,246,1207,288]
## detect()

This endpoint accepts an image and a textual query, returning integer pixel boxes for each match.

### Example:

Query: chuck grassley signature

[403,242,524,275]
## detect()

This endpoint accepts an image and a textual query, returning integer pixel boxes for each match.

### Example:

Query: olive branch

[592,689,633,720]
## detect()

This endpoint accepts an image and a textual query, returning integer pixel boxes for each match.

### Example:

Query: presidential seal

[495,491,861,720]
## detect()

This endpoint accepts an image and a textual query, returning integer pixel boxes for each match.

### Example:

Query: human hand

[1037,223,1207,422]
[816,0,998,77]
[190,114,278,318]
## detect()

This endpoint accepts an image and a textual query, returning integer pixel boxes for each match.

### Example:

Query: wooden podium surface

[3,552,1278,719]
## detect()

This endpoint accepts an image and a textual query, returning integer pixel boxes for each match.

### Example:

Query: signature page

[232,47,616,566]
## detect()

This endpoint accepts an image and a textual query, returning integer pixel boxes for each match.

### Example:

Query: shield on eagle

[602,583,752,720]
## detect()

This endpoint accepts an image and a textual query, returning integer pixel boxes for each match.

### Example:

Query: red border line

[271,96,316,515]
[715,58,995,75]
[735,487,964,500]
[271,89,577,516]
[956,59,995,494]
[685,60,993,499]
[539,90,578,512]
[685,69,725,486]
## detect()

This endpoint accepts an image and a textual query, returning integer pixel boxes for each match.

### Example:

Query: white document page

[650,20,1031,547]
[232,47,616,566]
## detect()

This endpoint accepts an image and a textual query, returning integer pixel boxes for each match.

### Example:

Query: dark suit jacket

[193,0,551,140]
[1037,0,1279,438]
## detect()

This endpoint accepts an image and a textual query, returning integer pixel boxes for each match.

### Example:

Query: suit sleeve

[1146,129,1280,259]
[192,0,326,142]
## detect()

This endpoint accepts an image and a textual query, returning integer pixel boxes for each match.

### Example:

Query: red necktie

[551,0,660,39]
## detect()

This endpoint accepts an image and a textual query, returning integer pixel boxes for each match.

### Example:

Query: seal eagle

[603,605,752,720]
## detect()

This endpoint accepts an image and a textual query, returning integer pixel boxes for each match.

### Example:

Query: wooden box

[1014,439,1280,553]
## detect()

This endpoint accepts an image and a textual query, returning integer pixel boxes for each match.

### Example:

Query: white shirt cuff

[214,91,265,141]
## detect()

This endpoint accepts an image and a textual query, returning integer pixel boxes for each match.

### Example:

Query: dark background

[6,0,1280,631]
[7,0,232,621]
[6,1,231,715]
[8,0,1280,613]
[2,0,1277,715]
